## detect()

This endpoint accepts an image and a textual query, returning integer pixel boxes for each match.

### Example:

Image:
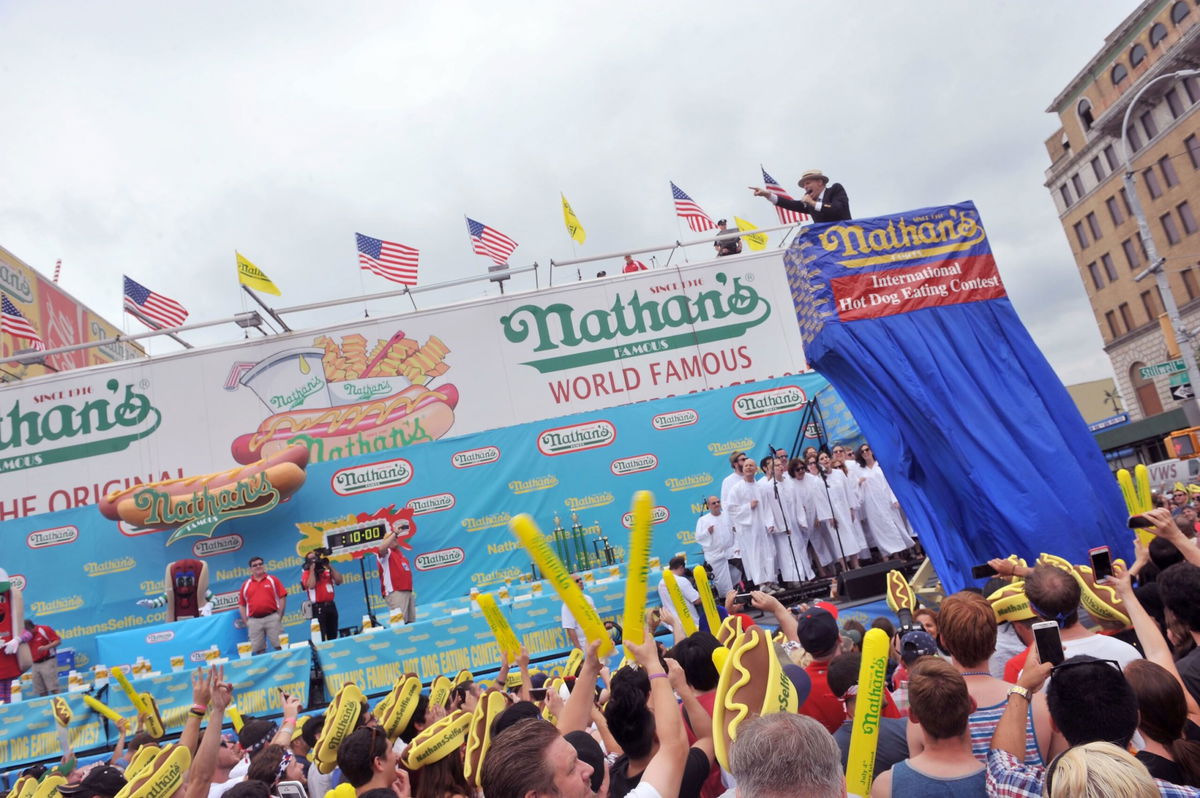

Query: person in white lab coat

[817,450,867,571]
[728,459,779,588]
[694,495,737,594]
[853,444,915,558]
[763,459,814,584]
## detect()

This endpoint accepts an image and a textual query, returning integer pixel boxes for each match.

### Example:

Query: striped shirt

[968,700,1042,765]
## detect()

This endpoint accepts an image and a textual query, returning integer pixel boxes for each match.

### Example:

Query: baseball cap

[797,608,839,655]
[59,766,126,798]
[898,630,938,664]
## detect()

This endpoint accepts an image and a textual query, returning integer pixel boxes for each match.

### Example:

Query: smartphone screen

[1089,546,1113,581]
[278,782,308,798]
[734,593,753,602]
[1032,620,1064,666]
[971,563,998,579]
[1128,514,1155,528]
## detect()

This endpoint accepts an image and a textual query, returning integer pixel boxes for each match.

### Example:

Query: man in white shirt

[1024,565,1141,669]
[561,576,598,650]
[656,555,701,627]
[695,495,736,594]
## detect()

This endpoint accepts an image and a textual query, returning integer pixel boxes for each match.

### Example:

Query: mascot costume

[137,559,213,620]
[0,568,32,700]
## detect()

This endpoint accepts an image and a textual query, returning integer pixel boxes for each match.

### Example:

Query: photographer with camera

[300,548,342,641]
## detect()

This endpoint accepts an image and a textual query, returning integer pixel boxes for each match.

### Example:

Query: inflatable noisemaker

[1117,464,1156,546]
[476,592,521,659]
[313,682,366,774]
[884,569,916,630]
[622,491,655,648]
[845,628,890,797]
[400,709,472,770]
[113,743,191,798]
[562,648,584,679]
[80,694,124,725]
[111,666,164,739]
[693,565,722,633]
[987,581,1035,623]
[428,674,453,709]
[51,695,74,727]
[463,688,508,789]
[716,614,745,648]
[510,514,612,657]
[374,673,422,741]
[661,570,698,636]
[30,775,65,798]
[711,625,798,771]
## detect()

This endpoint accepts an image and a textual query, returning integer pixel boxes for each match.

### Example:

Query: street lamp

[1123,68,1200,425]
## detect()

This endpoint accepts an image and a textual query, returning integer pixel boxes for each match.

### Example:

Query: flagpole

[241,285,292,332]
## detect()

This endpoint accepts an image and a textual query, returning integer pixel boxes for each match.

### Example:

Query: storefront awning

[1093,407,1188,452]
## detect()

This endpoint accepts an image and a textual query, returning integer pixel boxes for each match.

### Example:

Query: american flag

[762,167,809,223]
[466,217,518,266]
[670,182,716,232]
[123,276,189,329]
[356,233,419,286]
[1,294,44,351]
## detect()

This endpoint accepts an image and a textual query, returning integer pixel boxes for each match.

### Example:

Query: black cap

[797,608,839,655]
[59,766,127,798]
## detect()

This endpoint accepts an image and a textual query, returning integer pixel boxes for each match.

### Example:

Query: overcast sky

[0,1,1136,386]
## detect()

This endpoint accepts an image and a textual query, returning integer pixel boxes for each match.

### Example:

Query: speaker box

[839,560,908,601]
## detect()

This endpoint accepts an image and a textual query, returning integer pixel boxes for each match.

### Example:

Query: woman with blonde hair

[1043,741,1160,798]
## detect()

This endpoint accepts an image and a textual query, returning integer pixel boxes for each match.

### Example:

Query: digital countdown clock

[323,519,390,557]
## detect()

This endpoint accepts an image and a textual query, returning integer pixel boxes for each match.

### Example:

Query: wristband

[647,672,668,681]
[189,705,206,717]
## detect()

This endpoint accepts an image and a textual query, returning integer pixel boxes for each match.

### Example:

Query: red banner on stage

[829,254,1006,322]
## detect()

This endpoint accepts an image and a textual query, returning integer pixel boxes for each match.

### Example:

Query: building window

[1141,110,1159,140]
[1108,311,1121,338]
[1113,63,1129,86]
[1102,252,1118,282]
[1088,262,1104,290]
[1104,144,1120,171]
[1072,173,1085,197]
[1060,184,1073,208]
[1107,196,1126,226]
[1131,43,1148,67]
[1150,22,1169,47]
[1078,98,1095,130]
[1143,290,1161,322]
[1173,0,1191,24]
[1188,134,1200,169]
[1162,212,1182,245]
[1145,167,1164,198]
[1180,201,1198,234]
[1091,156,1105,182]
[1128,123,1144,152]
[1186,75,1200,104]
[1121,187,1134,216]
[1184,268,1199,301]
[1167,87,1185,118]
[1075,220,1089,249]
[1119,302,1136,330]
[1131,361,1166,416]
[1161,154,1180,186]
[1124,237,1141,270]
[1087,211,1103,240]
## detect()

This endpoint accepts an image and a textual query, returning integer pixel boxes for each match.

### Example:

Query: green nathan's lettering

[0,379,161,454]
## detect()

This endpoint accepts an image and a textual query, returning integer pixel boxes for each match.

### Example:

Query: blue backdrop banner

[3,373,859,669]
[786,202,1129,593]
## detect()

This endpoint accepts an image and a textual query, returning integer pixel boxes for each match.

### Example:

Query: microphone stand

[819,466,849,576]
[356,555,380,629]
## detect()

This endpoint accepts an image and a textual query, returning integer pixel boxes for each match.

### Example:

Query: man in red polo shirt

[797,606,901,732]
[374,520,415,624]
[25,617,61,696]
[238,556,287,654]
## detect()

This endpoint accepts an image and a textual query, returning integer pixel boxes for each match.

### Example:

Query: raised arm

[558,641,602,734]
[628,625,686,798]
[185,667,231,798]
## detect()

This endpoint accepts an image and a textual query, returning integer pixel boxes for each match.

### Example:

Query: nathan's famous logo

[508,475,559,495]
[407,493,456,515]
[98,445,309,545]
[499,272,771,374]
[9,574,26,591]
[146,630,175,644]
[27,525,78,549]
[664,473,713,492]
[331,457,413,496]
[452,446,501,469]
[84,557,136,577]
[0,378,162,474]
[611,453,658,476]
[415,547,465,571]
[461,512,512,532]
[229,332,459,466]
[707,438,755,457]
[31,596,84,616]
[0,263,33,303]
[732,386,807,420]
[193,534,243,558]
[817,205,986,269]
[564,492,614,511]
[537,420,616,456]
[651,409,698,430]
[621,506,670,528]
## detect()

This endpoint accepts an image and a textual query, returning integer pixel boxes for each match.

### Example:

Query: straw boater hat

[799,169,829,186]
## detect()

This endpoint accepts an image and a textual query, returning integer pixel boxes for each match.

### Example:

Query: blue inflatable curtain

[786,201,1129,593]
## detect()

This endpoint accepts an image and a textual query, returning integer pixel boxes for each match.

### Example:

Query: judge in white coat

[728,459,779,588]
[763,460,814,584]
[853,444,914,558]
[694,495,737,594]
[817,450,868,570]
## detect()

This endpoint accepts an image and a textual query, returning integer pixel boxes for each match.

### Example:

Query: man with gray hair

[730,713,845,798]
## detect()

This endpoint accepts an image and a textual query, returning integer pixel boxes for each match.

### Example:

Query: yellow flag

[236,252,281,296]
[561,194,586,245]
[734,216,768,251]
